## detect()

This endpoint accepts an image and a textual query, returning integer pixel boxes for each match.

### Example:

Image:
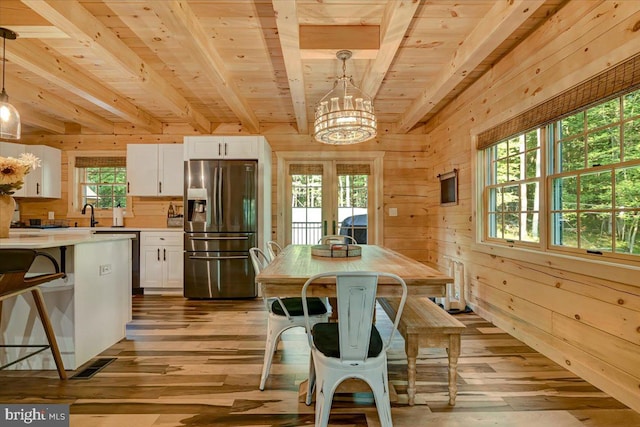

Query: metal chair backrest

[249,247,270,275]
[302,271,407,364]
[266,241,283,261]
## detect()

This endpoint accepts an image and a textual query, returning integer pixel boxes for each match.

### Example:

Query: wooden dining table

[256,244,452,298]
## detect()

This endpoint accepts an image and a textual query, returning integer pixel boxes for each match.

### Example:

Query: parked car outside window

[339,214,367,243]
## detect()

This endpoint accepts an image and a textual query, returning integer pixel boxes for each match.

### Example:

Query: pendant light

[313,50,376,145]
[0,27,20,140]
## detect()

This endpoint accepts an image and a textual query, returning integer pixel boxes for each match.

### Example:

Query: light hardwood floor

[1,295,639,426]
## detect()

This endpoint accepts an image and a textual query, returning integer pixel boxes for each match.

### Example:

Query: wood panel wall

[17,130,429,252]
[421,0,640,413]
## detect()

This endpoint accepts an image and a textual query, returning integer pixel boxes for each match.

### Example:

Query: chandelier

[0,27,20,140]
[313,50,376,145]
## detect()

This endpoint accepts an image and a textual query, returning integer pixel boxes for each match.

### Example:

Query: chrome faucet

[81,203,99,227]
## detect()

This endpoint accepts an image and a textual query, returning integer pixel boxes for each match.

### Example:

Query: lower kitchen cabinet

[140,231,183,290]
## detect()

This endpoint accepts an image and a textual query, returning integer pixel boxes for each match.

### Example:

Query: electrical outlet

[389,207,398,217]
[99,264,112,275]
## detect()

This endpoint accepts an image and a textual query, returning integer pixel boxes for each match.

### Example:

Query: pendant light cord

[1,35,5,93]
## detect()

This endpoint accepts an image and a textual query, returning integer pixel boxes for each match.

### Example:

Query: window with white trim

[67,151,131,216]
[481,87,640,261]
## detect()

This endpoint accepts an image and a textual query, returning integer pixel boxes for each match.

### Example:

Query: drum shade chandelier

[313,50,376,145]
[0,27,20,140]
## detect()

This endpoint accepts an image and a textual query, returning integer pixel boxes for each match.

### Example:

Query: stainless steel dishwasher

[93,229,141,295]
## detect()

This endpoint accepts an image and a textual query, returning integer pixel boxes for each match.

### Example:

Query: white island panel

[0,234,132,370]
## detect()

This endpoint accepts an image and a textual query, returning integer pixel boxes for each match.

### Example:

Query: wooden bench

[378,297,465,406]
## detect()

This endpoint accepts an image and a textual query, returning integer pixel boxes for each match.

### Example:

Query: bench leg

[405,336,418,406]
[447,334,461,405]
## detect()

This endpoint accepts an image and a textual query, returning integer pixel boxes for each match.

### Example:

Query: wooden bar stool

[0,249,67,379]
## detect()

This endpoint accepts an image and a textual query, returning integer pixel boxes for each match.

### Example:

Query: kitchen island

[0,232,133,371]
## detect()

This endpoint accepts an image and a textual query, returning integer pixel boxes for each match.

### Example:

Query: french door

[276,152,384,245]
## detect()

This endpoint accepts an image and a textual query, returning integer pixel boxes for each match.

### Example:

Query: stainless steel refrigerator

[184,159,258,298]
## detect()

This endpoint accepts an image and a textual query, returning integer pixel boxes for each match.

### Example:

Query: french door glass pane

[337,174,368,243]
[291,174,323,244]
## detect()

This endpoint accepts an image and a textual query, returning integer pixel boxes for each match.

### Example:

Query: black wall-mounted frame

[438,169,458,206]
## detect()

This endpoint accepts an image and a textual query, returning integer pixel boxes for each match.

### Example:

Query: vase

[0,195,16,238]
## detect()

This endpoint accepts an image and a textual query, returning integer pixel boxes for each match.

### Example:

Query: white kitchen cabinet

[0,143,61,198]
[140,231,183,289]
[25,145,62,198]
[127,144,183,196]
[184,136,259,159]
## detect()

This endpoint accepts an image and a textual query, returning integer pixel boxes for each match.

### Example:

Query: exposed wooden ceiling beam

[8,39,163,134]
[273,0,308,134]
[396,0,547,133]
[20,0,211,133]
[7,26,68,38]
[7,75,114,133]
[11,101,66,134]
[143,0,259,133]
[361,0,420,98]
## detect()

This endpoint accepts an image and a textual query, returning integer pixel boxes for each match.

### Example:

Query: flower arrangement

[0,153,41,195]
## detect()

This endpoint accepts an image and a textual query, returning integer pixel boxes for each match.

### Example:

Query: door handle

[218,167,223,224]
[127,182,130,193]
[188,255,248,261]
[157,248,160,261]
[163,248,166,261]
[189,236,249,240]
[323,221,327,235]
[212,166,218,226]
[218,143,222,156]
[224,142,228,156]
[159,181,162,194]
[36,182,40,195]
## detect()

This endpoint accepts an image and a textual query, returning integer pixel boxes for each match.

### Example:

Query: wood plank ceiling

[0,0,567,136]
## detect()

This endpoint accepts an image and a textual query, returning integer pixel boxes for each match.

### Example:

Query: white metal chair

[249,247,330,390]
[318,235,357,245]
[301,271,407,427]
[266,240,283,261]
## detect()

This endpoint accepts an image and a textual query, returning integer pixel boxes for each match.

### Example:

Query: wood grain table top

[256,244,452,297]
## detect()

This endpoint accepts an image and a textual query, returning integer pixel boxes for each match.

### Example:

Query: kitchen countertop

[11,227,183,232]
[87,227,183,232]
[0,232,137,249]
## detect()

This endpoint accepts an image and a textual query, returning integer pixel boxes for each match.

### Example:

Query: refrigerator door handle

[218,166,223,225]
[188,255,249,261]
[189,236,249,240]
[211,166,218,226]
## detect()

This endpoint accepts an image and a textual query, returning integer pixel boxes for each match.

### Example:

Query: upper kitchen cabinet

[27,145,62,198]
[183,136,260,160]
[0,142,61,198]
[127,144,183,197]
